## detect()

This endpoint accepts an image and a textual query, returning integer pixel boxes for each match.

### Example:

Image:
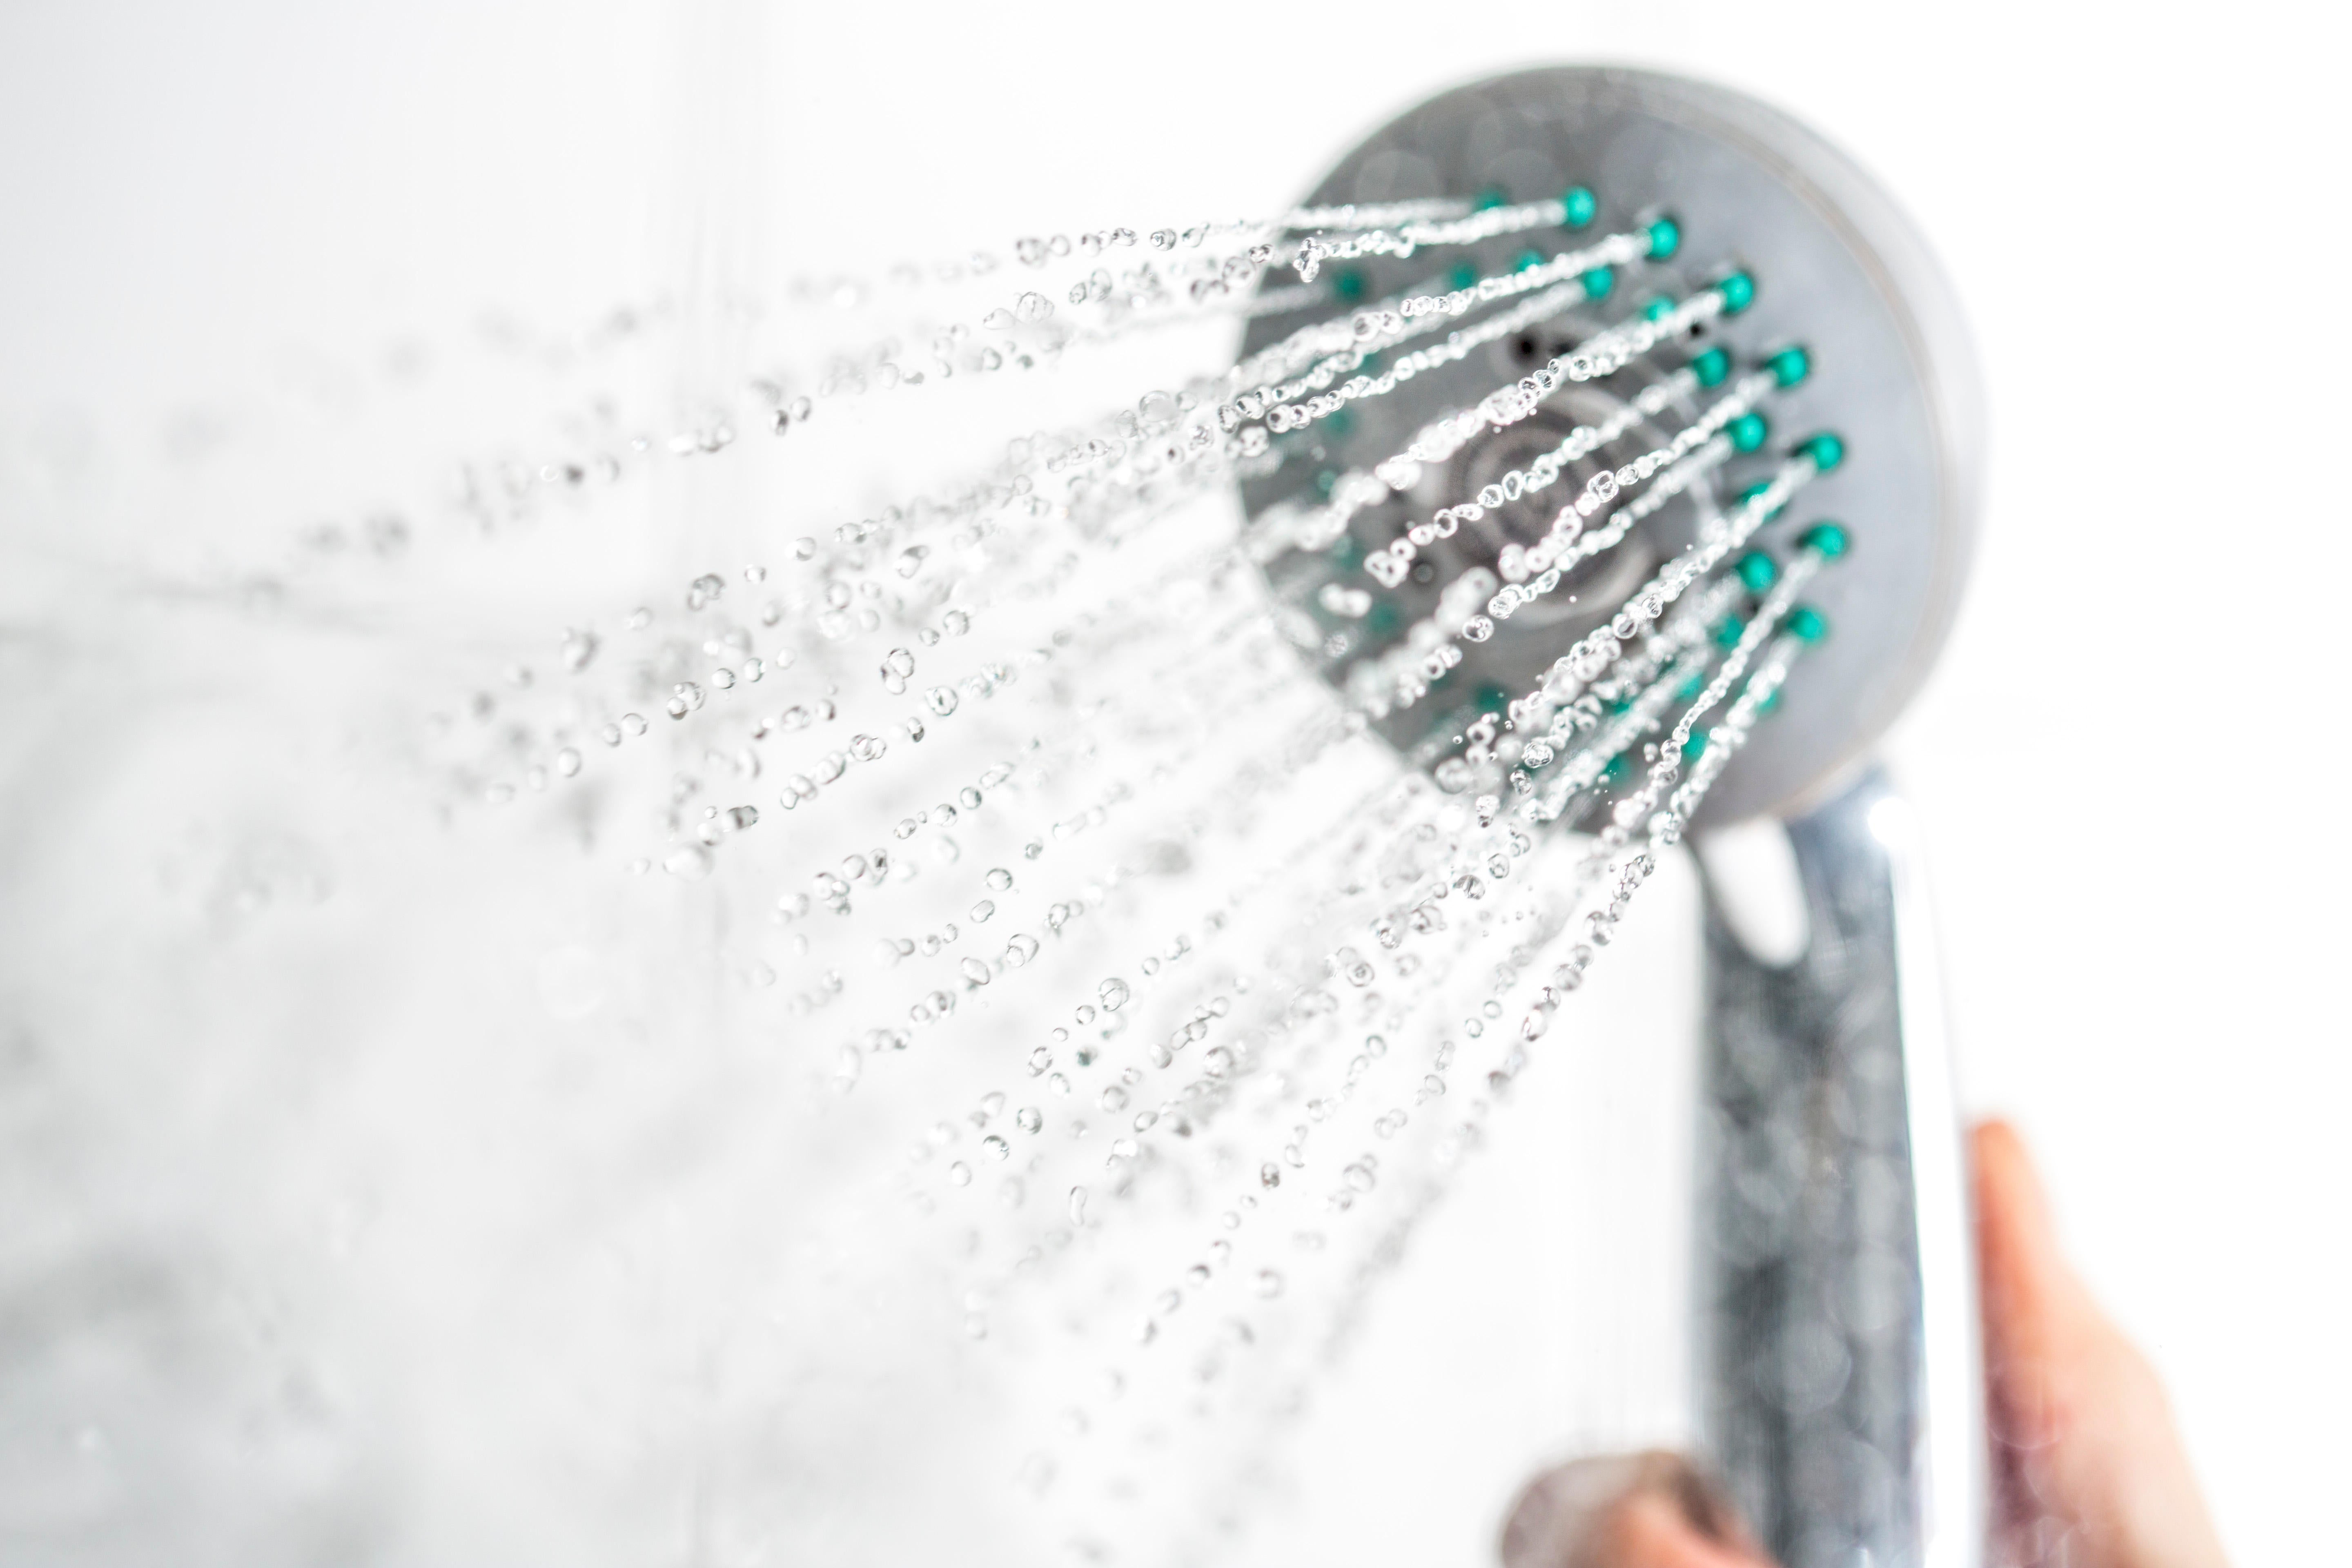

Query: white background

[3,2,2347,1562]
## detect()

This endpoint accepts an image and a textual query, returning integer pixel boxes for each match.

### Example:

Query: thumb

[1972,1119,2228,1568]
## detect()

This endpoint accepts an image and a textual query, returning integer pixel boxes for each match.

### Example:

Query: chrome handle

[1694,768,1983,1568]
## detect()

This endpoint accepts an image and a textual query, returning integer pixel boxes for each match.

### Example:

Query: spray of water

[0,178,1849,1563]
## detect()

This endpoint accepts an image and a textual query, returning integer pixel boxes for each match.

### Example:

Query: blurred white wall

[2,2,2346,1563]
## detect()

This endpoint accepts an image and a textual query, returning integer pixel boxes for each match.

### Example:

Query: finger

[1601,1492,1775,1568]
[1500,1452,1771,1568]
[1969,1118,2232,1568]
[1973,1117,2075,1449]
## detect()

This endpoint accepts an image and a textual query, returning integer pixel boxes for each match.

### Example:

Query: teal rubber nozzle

[1736,550,1778,592]
[1560,185,1597,228]
[1795,432,1846,472]
[1786,605,1829,643]
[1728,412,1768,453]
[1798,522,1850,559]
[1716,270,1756,314]
[1581,265,1615,298]
[1766,345,1811,388]
[1646,216,1681,258]
[1690,346,1730,388]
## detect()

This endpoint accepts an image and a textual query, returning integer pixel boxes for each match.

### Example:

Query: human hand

[1497,1121,2228,1568]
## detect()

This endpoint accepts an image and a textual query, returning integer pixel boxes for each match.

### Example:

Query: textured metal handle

[1695,767,1983,1568]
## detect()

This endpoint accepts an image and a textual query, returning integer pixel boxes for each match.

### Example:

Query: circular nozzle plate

[1239,66,1982,827]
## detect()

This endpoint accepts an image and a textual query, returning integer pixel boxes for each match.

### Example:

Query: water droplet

[970,899,995,923]
[987,867,1013,891]
[1254,1270,1284,1299]
[555,747,581,777]
[948,1162,972,1187]
[1098,978,1130,1011]
[982,1135,1009,1162]
[1016,1107,1042,1134]
[1068,1187,1088,1225]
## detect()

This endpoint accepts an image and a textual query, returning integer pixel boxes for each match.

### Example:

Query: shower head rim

[1253,64,1985,826]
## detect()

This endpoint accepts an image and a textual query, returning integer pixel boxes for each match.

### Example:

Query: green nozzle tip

[1712,615,1745,650]
[1736,550,1777,593]
[1787,605,1828,643]
[1313,468,1339,499]
[1474,186,1508,212]
[1515,249,1544,272]
[1476,683,1509,714]
[1608,695,1634,715]
[1332,268,1367,302]
[1321,406,1356,438]
[1728,412,1768,453]
[1601,753,1629,783]
[1799,522,1849,559]
[1581,266,1615,299]
[1675,676,1704,701]
[1717,271,1756,314]
[1766,345,1811,388]
[1681,731,1708,760]
[1646,216,1681,259]
[1560,185,1597,229]
[1797,432,1846,472]
[1758,689,1783,715]
[1448,261,1478,291]
[1690,347,1730,388]
[1642,296,1675,323]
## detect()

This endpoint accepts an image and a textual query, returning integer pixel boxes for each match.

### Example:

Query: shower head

[1239,65,1982,828]
[1234,69,1989,1567]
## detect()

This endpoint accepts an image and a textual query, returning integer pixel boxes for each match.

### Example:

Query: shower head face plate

[1241,66,1982,827]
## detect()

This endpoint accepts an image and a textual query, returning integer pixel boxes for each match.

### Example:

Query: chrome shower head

[1238,67,1990,1568]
